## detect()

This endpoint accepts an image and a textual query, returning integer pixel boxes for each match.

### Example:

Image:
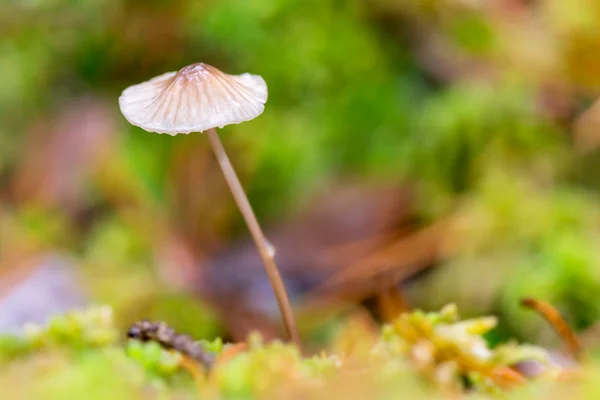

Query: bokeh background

[3,0,600,352]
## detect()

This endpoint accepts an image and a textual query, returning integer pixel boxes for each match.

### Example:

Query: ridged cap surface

[119,63,268,135]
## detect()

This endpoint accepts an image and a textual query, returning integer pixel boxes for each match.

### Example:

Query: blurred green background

[3,0,600,354]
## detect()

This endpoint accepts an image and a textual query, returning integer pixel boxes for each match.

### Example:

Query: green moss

[0,304,569,399]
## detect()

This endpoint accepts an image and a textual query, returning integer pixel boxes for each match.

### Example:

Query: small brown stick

[127,320,216,371]
[375,286,411,322]
[520,298,583,361]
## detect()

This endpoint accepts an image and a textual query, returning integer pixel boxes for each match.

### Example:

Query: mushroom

[118,62,300,346]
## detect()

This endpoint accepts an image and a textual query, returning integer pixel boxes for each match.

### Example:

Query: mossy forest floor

[1,303,598,399]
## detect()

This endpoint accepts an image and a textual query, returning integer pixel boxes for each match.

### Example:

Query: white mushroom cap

[118,63,268,135]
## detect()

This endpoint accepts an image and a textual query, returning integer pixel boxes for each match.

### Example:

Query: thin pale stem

[206,128,301,348]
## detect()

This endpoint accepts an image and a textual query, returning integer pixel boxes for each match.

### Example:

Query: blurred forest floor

[3,0,600,379]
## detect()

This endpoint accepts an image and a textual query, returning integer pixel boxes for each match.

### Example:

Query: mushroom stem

[206,128,301,348]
